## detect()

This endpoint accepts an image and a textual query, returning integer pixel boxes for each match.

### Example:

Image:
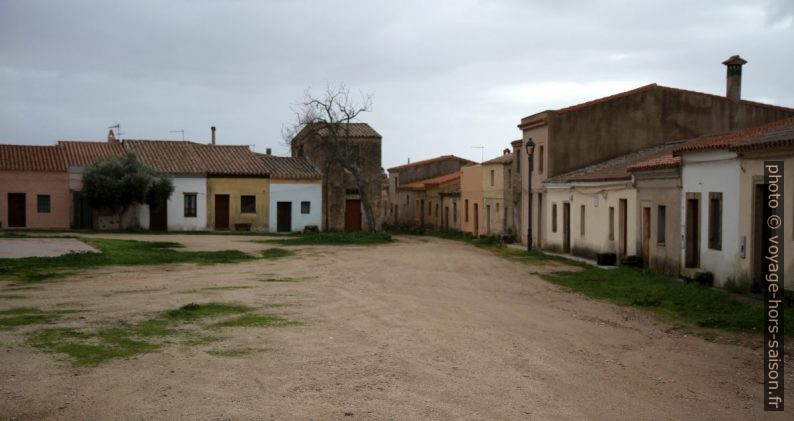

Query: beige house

[460,164,483,236]
[397,171,461,230]
[481,151,514,237]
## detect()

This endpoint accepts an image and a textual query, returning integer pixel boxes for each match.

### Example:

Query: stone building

[387,155,474,227]
[291,122,383,231]
[516,56,794,249]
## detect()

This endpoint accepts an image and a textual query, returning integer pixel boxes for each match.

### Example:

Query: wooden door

[685,197,700,268]
[641,207,651,266]
[618,199,628,257]
[150,203,168,231]
[345,199,362,232]
[473,203,479,237]
[277,202,292,232]
[215,194,230,230]
[562,202,571,253]
[8,193,26,228]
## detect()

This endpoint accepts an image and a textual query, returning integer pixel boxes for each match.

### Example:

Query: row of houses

[387,55,793,290]
[0,123,386,233]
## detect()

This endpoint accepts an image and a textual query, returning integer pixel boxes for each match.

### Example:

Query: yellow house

[460,164,483,236]
[192,144,271,231]
[481,151,513,236]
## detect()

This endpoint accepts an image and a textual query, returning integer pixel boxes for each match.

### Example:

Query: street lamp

[525,138,535,252]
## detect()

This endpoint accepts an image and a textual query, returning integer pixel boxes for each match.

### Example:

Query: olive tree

[83,152,174,224]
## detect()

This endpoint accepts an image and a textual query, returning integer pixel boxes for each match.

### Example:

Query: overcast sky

[1,0,793,168]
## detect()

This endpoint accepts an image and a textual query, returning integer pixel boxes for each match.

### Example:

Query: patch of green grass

[165,302,253,321]
[211,314,295,328]
[0,238,255,283]
[541,267,793,336]
[0,313,59,327]
[258,231,392,246]
[27,327,158,367]
[0,294,26,300]
[207,347,268,357]
[260,248,296,259]
[0,307,41,315]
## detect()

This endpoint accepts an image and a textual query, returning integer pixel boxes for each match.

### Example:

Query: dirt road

[0,235,789,419]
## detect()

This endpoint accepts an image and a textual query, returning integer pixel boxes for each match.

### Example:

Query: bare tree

[284,83,378,232]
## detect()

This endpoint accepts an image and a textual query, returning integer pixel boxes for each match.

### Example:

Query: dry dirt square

[0,234,790,420]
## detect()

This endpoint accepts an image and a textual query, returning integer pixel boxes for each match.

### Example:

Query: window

[453,202,457,223]
[539,145,544,174]
[465,200,469,222]
[301,201,310,214]
[708,192,722,250]
[657,205,666,245]
[37,195,50,213]
[551,203,557,233]
[580,205,585,236]
[609,206,615,240]
[496,203,500,213]
[428,201,432,216]
[490,170,495,186]
[241,195,256,213]
[435,203,439,216]
[405,195,409,205]
[184,193,197,217]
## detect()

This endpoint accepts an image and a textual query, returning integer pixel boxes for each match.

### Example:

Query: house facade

[259,154,323,232]
[0,145,69,229]
[291,123,383,232]
[517,56,794,250]
[460,164,483,236]
[481,151,513,237]
[397,171,461,230]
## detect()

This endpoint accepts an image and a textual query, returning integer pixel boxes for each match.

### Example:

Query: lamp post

[525,138,535,252]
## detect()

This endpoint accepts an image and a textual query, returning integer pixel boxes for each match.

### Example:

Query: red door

[8,193,26,228]
[215,194,230,230]
[345,199,362,232]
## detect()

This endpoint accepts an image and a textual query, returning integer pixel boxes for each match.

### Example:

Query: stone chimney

[722,55,747,102]
[211,126,216,145]
[266,148,272,155]
[107,129,118,143]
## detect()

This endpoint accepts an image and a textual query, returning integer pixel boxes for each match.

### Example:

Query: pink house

[0,145,69,229]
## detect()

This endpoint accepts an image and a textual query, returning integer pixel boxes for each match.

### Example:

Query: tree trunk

[356,178,377,232]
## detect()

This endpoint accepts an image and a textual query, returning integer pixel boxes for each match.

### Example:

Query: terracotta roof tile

[388,155,475,172]
[482,152,513,165]
[555,84,659,114]
[399,171,461,191]
[191,143,270,176]
[295,122,382,141]
[58,141,126,167]
[627,154,681,172]
[0,144,66,172]
[258,155,321,179]
[123,140,206,174]
[674,117,794,154]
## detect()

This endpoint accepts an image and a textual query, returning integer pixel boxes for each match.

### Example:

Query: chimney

[722,55,747,102]
[266,148,272,155]
[503,148,510,155]
[211,126,216,145]
[107,129,118,143]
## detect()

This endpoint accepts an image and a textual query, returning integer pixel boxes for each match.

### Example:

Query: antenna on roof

[169,129,185,141]
[109,122,123,139]
[472,146,484,162]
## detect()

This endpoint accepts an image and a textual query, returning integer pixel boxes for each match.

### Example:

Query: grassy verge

[261,248,296,259]
[0,238,255,283]
[257,231,392,246]
[25,302,295,366]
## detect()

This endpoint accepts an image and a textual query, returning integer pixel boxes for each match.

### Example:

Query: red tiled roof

[482,152,513,165]
[731,124,794,151]
[258,155,321,179]
[399,171,461,191]
[547,141,687,183]
[674,117,794,154]
[555,84,658,114]
[123,140,206,174]
[191,143,270,176]
[388,155,475,172]
[58,140,126,167]
[627,154,681,172]
[294,122,382,142]
[0,144,66,172]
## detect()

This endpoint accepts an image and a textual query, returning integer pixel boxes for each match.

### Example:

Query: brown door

[752,184,766,291]
[345,199,362,232]
[215,194,230,230]
[444,206,449,231]
[641,207,651,266]
[277,202,292,232]
[473,203,479,237]
[150,203,168,231]
[618,199,628,257]
[562,202,571,253]
[685,197,700,268]
[8,193,26,228]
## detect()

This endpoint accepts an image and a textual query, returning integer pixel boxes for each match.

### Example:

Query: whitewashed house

[124,140,208,231]
[259,154,322,232]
